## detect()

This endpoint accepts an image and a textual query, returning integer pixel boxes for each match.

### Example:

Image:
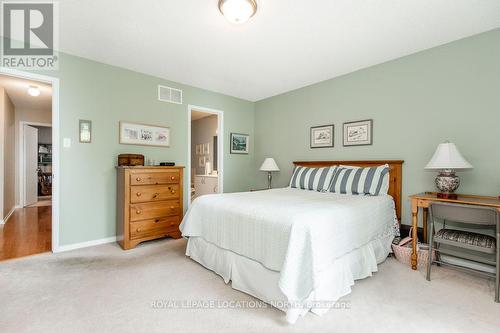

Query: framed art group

[119,121,170,147]
[310,119,372,148]
[195,143,210,155]
[195,143,211,167]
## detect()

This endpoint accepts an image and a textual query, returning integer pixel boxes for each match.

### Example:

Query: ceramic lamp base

[435,169,460,200]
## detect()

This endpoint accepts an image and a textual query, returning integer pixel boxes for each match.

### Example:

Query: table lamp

[259,158,280,189]
[425,141,473,199]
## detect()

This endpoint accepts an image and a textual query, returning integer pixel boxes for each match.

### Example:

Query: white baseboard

[54,236,117,253]
[0,205,19,225]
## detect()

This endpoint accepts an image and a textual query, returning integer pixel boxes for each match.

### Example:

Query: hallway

[0,206,51,261]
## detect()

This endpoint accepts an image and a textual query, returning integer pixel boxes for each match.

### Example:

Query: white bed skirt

[186,234,393,324]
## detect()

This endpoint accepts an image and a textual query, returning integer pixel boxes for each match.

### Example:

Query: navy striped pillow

[289,166,337,192]
[329,164,390,196]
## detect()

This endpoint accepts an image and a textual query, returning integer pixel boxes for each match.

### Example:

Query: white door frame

[20,121,52,207]
[187,104,224,208]
[0,67,60,252]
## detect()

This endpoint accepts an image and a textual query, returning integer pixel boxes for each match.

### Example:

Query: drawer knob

[171,190,176,194]
[154,219,160,223]
[136,177,141,182]
[153,193,159,198]
[136,210,142,214]
[170,222,175,226]
[170,206,175,209]
[171,176,175,180]
[136,192,142,197]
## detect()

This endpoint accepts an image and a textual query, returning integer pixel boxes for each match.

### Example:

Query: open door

[24,125,38,206]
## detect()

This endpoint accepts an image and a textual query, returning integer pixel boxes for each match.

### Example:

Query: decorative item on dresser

[116,166,184,250]
[118,154,144,166]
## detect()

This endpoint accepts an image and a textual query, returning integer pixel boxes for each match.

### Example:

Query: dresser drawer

[130,184,179,203]
[130,216,180,240]
[130,201,181,221]
[130,172,180,185]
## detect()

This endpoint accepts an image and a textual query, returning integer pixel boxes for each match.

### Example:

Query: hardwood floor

[0,206,51,261]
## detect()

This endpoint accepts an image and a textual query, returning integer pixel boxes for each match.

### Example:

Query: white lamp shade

[260,158,280,172]
[425,142,473,170]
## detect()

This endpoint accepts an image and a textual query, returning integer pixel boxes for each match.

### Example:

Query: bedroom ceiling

[59,0,500,101]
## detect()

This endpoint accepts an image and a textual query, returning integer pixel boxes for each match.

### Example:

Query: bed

[180,160,403,323]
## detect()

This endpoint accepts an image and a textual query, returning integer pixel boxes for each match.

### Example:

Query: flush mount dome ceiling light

[27,86,41,97]
[218,0,257,24]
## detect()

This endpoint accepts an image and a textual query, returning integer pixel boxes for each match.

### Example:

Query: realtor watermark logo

[1,1,59,69]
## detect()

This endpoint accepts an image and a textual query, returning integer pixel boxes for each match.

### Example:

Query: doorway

[21,123,53,207]
[188,105,223,206]
[0,71,57,261]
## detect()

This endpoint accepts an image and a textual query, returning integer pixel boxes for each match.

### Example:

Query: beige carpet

[1,238,499,333]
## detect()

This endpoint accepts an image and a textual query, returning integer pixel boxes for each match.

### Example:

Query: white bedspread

[180,188,396,303]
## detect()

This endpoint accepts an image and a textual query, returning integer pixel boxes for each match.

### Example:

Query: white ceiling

[0,75,52,110]
[59,0,500,101]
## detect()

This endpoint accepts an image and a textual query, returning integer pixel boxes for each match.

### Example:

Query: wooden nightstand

[409,192,500,270]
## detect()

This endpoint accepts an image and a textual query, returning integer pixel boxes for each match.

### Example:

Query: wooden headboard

[293,160,404,223]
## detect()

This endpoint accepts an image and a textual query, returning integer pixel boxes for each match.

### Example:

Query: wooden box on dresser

[116,166,184,250]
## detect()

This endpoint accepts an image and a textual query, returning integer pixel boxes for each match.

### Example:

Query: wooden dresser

[116,166,184,250]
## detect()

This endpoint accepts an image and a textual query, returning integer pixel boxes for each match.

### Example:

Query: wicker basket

[392,228,434,268]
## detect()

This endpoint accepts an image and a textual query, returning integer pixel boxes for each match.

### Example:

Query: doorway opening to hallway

[0,74,53,261]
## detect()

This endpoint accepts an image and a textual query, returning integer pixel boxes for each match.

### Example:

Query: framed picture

[310,124,334,148]
[198,156,205,167]
[343,119,373,146]
[79,119,92,143]
[204,143,210,155]
[195,144,201,155]
[119,121,170,147]
[230,133,249,154]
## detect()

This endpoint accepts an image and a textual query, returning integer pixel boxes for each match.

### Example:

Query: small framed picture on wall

[310,124,334,148]
[343,119,373,146]
[79,119,92,143]
[230,133,249,154]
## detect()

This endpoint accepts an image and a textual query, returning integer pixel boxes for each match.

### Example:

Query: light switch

[63,138,71,148]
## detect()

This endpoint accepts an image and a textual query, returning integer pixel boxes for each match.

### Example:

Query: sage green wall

[254,29,500,226]
[39,53,254,246]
